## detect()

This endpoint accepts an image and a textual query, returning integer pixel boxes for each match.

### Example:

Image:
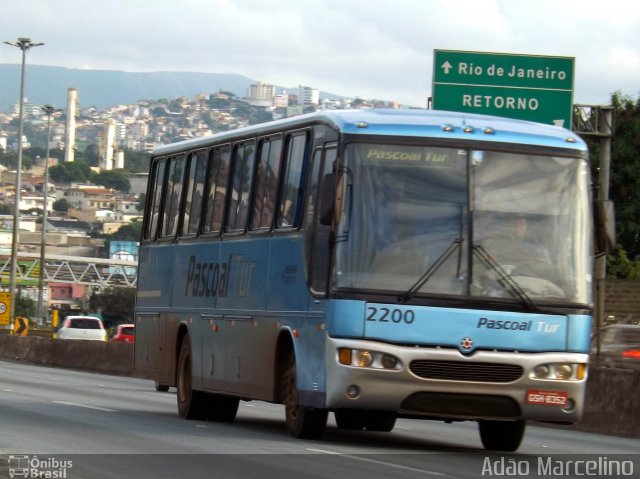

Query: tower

[101,118,116,170]
[64,87,77,162]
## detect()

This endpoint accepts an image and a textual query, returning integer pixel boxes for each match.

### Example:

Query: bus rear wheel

[208,394,239,422]
[155,381,170,392]
[282,354,327,439]
[478,420,526,452]
[176,332,208,420]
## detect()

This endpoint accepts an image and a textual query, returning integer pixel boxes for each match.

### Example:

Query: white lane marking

[52,401,118,412]
[306,448,453,476]
[33,375,60,382]
[3,389,13,392]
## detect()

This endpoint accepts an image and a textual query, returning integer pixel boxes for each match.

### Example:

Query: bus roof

[152,108,587,156]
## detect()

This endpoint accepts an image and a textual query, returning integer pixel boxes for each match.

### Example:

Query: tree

[607,93,640,259]
[121,148,151,173]
[53,198,70,213]
[83,144,100,167]
[111,220,142,241]
[0,149,35,170]
[94,169,130,192]
[607,245,640,279]
[49,160,95,183]
[89,286,136,323]
[16,294,36,319]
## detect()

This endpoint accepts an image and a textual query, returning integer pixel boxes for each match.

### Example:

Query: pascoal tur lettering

[366,148,447,163]
[185,254,231,298]
[477,317,532,331]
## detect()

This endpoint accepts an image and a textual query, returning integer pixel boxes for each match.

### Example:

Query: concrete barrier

[0,335,638,438]
[0,334,142,377]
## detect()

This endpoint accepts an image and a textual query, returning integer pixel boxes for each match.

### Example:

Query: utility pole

[38,105,60,325]
[3,37,44,330]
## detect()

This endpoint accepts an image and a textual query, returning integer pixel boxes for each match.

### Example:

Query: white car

[56,316,108,341]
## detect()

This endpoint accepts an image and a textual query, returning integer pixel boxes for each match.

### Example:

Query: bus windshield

[333,143,592,305]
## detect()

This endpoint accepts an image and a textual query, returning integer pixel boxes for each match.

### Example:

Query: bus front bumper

[325,337,588,423]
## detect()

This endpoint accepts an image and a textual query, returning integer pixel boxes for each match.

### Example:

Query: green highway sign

[432,50,575,127]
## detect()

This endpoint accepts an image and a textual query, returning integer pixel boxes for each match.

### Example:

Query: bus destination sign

[432,50,575,127]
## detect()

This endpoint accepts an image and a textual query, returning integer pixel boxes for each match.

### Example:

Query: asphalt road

[1,360,638,479]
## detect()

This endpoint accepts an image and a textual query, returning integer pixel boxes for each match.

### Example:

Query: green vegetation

[16,295,36,319]
[89,286,136,324]
[584,93,640,278]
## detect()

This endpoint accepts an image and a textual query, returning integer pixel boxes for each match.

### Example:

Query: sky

[1,0,639,108]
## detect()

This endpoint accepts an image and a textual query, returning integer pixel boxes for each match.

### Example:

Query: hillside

[0,64,262,111]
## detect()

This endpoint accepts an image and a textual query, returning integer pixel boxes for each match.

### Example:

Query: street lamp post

[3,37,44,330]
[37,105,59,325]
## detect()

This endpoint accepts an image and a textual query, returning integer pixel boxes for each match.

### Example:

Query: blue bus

[134,109,596,451]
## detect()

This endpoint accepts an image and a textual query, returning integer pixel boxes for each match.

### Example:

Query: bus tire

[177,333,208,420]
[282,354,327,439]
[334,410,365,430]
[208,394,239,422]
[363,411,396,432]
[478,420,526,452]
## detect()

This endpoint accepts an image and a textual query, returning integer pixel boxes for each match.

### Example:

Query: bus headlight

[381,354,398,369]
[356,351,373,367]
[337,348,401,370]
[531,362,586,381]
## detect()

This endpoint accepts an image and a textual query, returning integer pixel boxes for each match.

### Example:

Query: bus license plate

[526,389,568,406]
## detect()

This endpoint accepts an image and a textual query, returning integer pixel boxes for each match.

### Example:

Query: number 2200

[366,307,415,324]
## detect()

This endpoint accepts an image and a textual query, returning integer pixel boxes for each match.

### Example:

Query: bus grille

[409,360,524,383]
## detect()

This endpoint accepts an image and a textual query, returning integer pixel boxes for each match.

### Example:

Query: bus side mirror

[319,173,336,226]
[595,199,616,254]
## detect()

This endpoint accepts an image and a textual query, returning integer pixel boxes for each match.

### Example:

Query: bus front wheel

[478,419,526,452]
[177,332,208,420]
[282,354,327,439]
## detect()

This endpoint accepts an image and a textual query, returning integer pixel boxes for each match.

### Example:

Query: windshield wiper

[399,239,462,303]
[472,244,537,311]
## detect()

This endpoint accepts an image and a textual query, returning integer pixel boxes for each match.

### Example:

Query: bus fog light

[562,398,576,413]
[346,385,360,399]
[357,351,373,367]
[381,354,398,369]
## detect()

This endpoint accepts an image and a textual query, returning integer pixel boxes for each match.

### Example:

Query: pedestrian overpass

[0,252,138,289]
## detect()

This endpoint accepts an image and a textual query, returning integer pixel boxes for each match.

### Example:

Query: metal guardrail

[0,252,138,288]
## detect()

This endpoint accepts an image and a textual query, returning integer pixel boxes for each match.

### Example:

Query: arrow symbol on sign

[15,317,27,335]
[441,61,453,74]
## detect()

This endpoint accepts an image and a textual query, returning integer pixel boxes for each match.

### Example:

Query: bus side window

[226,141,256,233]
[307,146,337,294]
[144,157,166,240]
[159,154,186,238]
[277,132,309,229]
[203,145,231,235]
[181,150,207,237]
[250,135,283,231]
